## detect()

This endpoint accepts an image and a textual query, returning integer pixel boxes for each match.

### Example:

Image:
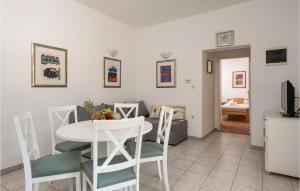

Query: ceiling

[77,0,252,28]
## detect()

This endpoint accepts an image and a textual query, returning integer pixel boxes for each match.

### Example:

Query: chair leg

[162,159,170,191]
[82,174,87,191]
[68,178,74,191]
[75,174,81,191]
[156,160,162,179]
[33,183,39,191]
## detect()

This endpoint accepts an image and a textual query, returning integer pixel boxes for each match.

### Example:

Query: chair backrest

[92,117,144,190]
[14,112,40,180]
[114,103,139,119]
[48,105,78,154]
[156,106,174,154]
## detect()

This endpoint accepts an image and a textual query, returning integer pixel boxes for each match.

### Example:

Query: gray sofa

[70,101,188,146]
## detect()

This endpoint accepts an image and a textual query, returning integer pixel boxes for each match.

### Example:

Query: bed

[222,98,249,122]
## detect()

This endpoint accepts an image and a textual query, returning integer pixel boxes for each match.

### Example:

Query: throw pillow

[149,104,162,118]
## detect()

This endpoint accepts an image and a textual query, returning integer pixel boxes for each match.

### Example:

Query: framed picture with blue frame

[156,59,176,88]
[103,57,121,88]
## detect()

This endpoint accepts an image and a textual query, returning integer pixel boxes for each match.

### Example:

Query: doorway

[202,45,251,137]
[220,57,250,134]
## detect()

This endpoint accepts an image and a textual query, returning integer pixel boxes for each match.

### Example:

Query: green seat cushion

[55,141,91,152]
[82,155,136,188]
[127,141,164,158]
[31,151,81,178]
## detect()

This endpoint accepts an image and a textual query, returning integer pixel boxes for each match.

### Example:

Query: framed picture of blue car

[103,57,121,88]
[156,59,176,88]
[31,43,67,87]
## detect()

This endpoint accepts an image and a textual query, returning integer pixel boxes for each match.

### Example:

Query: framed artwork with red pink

[103,57,121,88]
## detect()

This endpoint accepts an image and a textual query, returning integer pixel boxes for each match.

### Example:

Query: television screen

[281,80,295,116]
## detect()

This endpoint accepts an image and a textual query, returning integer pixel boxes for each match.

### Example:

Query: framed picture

[32,43,67,87]
[232,71,246,88]
[207,60,213,73]
[266,47,287,66]
[216,31,234,47]
[156,59,176,88]
[103,57,121,88]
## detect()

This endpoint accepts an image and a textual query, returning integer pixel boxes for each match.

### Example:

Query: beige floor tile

[209,168,236,182]
[234,173,262,190]
[176,154,199,163]
[140,173,155,185]
[237,165,263,177]
[188,163,213,176]
[172,180,202,191]
[291,178,299,190]
[202,177,232,191]
[194,156,218,167]
[167,167,185,180]
[218,155,241,165]
[214,161,239,172]
[146,176,176,191]
[2,176,25,191]
[231,183,262,191]
[140,184,161,191]
[1,185,9,191]
[1,170,24,184]
[170,159,193,170]
[263,174,294,186]
[178,172,207,187]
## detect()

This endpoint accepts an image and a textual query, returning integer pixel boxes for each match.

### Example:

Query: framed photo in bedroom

[216,31,234,47]
[232,71,246,88]
[156,59,176,88]
[103,57,121,88]
[31,43,67,87]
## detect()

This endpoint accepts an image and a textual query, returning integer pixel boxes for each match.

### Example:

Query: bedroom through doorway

[220,57,250,134]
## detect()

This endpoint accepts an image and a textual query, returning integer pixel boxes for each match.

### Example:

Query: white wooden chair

[13,112,81,191]
[48,105,91,154]
[82,117,145,191]
[114,103,139,119]
[126,106,174,191]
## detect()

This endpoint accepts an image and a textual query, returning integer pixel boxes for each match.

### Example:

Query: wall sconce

[108,49,118,57]
[160,51,172,59]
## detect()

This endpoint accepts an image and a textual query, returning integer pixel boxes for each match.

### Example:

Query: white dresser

[264,113,299,177]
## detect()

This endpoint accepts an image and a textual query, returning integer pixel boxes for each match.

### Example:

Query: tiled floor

[1,132,299,191]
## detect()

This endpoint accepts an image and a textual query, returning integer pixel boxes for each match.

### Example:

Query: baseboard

[188,128,216,141]
[250,145,264,150]
[1,164,23,175]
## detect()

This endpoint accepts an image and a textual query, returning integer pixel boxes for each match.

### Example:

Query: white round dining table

[56,120,153,142]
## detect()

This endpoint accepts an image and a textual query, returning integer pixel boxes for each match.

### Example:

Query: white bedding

[222,102,249,109]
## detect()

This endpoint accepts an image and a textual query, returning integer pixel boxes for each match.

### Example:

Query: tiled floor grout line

[228,139,247,191]
[196,135,234,191]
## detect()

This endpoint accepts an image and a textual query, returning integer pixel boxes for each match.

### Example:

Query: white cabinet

[264,113,299,178]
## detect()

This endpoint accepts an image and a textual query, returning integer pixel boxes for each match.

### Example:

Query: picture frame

[156,59,176,88]
[103,57,121,88]
[266,47,287,66]
[232,71,246,88]
[216,31,234,47]
[32,43,67,87]
[207,60,213,73]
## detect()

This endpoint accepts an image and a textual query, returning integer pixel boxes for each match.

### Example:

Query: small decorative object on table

[216,31,234,47]
[84,99,121,120]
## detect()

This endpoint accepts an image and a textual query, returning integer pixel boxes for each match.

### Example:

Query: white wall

[221,58,249,102]
[136,0,299,146]
[1,0,136,169]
